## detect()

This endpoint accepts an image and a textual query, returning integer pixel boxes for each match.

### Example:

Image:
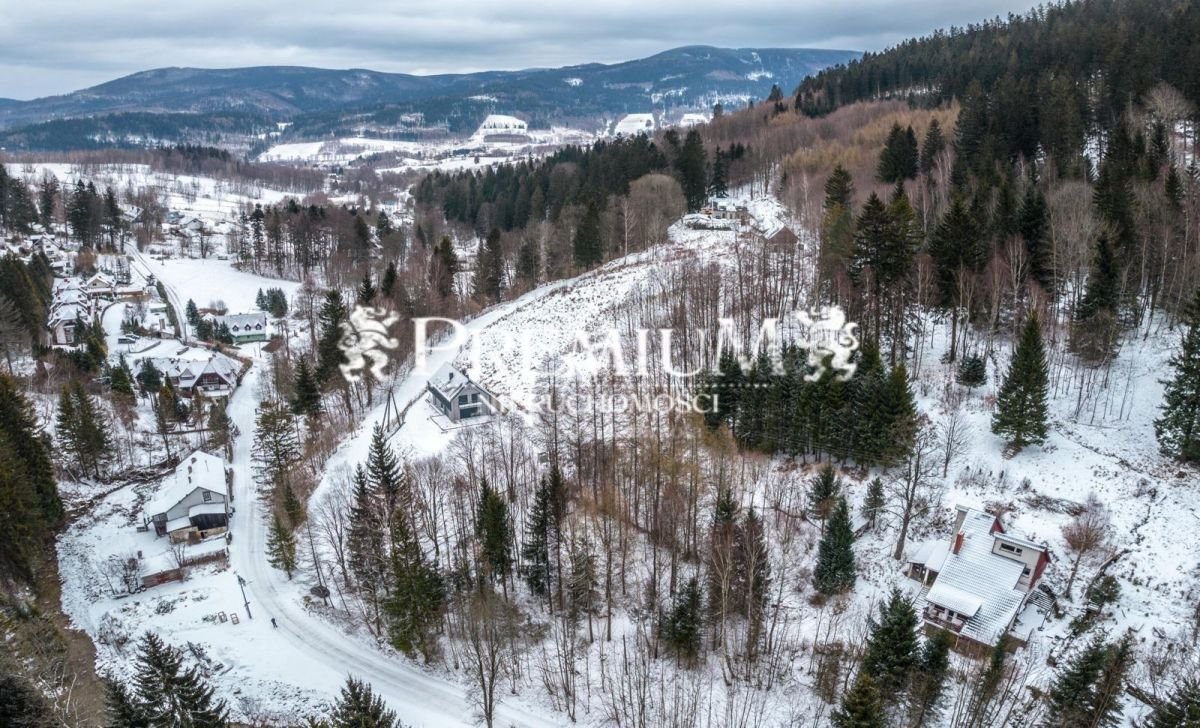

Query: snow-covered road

[150,261,570,726]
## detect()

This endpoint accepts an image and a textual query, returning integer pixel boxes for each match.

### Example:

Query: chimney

[953,531,965,555]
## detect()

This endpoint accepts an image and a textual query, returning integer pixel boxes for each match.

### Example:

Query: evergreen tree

[291,358,323,418]
[906,629,952,727]
[572,202,603,269]
[357,271,377,306]
[110,356,135,398]
[474,228,505,301]
[251,399,300,491]
[676,129,709,211]
[1155,289,1200,462]
[430,236,460,298]
[0,664,56,728]
[266,512,298,579]
[919,119,946,177]
[1043,634,1133,728]
[880,365,918,465]
[380,260,398,299]
[807,464,840,525]
[137,359,163,396]
[1142,678,1200,728]
[832,671,887,728]
[1018,183,1054,293]
[315,289,349,383]
[347,466,388,627]
[56,379,111,478]
[255,289,266,311]
[475,477,513,584]
[522,469,563,600]
[861,477,885,528]
[992,313,1050,451]
[825,165,854,209]
[879,123,919,182]
[861,588,920,695]
[105,679,150,728]
[384,513,445,659]
[813,497,857,596]
[956,355,987,388]
[328,676,400,728]
[366,425,404,515]
[130,632,230,728]
[1071,234,1122,362]
[660,576,703,662]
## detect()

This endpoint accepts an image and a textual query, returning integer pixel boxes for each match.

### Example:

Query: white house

[46,277,94,346]
[427,363,499,422]
[210,312,269,344]
[146,451,230,542]
[907,506,1052,650]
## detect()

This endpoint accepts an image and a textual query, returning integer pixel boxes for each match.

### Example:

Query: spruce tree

[105,679,149,728]
[380,260,398,299]
[266,512,298,579]
[992,313,1050,451]
[1155,289,1200,462]
[474,228,505,301]
[572,202,603,269]
[328,676,400,728]
[1143,678,1200,728]
[906,629,952,727]
[251,399,300,491]
[185,299,199,326]
[315,289,349,383]
[676,129,709,211]
[475,477,513,584]
[813,497,857,596]
[919,119,946,177]
[357,271,377,306]
[347,466,388,628]
[861,588,920,695]
[660,576,703,662]
[861,477,885,528]
[1043,634,1133,728]
[880,365,919,465]
[956,355,987,388]
[385,513,444,659]
[832,671,887,728]
[1071,234,1122,362]
[807,464,840,525]
[130,632,230,728]
[1018,183,1054,293]
[366,425,404,515]
[0,664,56,727]
[291,358,323,418]
[522,470,563,600]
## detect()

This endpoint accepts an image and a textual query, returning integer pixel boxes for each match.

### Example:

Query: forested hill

[795,0,1200,168]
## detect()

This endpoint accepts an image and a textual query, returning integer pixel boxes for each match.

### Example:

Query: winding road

[149,257,570,727]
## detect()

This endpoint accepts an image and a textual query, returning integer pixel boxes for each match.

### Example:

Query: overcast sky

[0,0,1037,100]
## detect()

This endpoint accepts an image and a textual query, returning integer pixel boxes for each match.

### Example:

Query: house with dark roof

[906,506,1052,651]
[427,363,498,422]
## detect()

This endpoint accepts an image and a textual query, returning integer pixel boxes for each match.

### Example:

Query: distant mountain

[0,46,859,151]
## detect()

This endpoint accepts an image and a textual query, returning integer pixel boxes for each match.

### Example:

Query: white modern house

[427,363,499,422]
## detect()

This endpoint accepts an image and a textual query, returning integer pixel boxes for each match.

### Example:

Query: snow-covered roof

[47,303,89,326]
[189,502,227,518]
[53,278,83,294]
[165,516,193,533]
[921,508,1028,645]
[908,540,950,573]
[147,450,227,516]
[152,350,240,387]
[428,362,484,401]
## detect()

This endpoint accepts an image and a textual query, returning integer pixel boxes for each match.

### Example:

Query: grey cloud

[0,0,1037,99]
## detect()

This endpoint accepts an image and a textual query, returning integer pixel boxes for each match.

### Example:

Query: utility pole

[236,573,252,619]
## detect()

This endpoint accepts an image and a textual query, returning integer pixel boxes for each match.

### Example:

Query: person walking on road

[271,617,278,628]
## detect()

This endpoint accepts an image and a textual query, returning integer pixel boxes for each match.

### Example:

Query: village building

[210,312,269,344]
[906,505,1052,651]
[152,350,243,397]
[46,278,94,346]
[427,363,499,422]
[145,451,231,543]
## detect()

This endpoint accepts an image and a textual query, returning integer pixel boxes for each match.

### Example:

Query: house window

[202,491,212,502]
[1022,566,1031,577]
[1000,543,1023,555]
[458,394,471,405]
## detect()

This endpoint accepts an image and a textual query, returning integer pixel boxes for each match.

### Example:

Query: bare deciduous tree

[1062,493,1111,600]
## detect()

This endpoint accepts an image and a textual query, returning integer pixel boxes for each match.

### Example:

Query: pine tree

[137,359,163,396]
[291,358,323,418]
[813,497,857,596]
[1071,234,1122,362]
[1155,289,1200,462]
[130,632,230,727]
[522,470,563,600]
[474,228,505,301]
[709,148,729,198]
[807,464,840,525]
[430,236,460,298]
[385,513,444,659]
[255,288,266,311]
[660,576,703,662]
[1018,183,1054,293]
[282,483,304,528]
[315,289,349,383]
[347,466,388,628]
[266,512,298,579]
[676,129,709,211]
[880,365,918,465]
[573,202,603,269]
[878,123,919,182]
[251,399,300,491]
[906,629,952,727]
[992,313,1050,451]
[861,477,885,528]
[475,477,513,584]
[105,679,149,728]
[824,165,854,209]
[1043,634,1133,728]
[956,355,987,388]
[366,425,404,515]
[919,119,946,177]
[380,260,398,299]
[0,664,57,727]
[185,299,199,326]
[1143,678,1200,728]
[861,588,920,695]
[357,271,377,306]
[328,676,400,728]
[832,671,887,728]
